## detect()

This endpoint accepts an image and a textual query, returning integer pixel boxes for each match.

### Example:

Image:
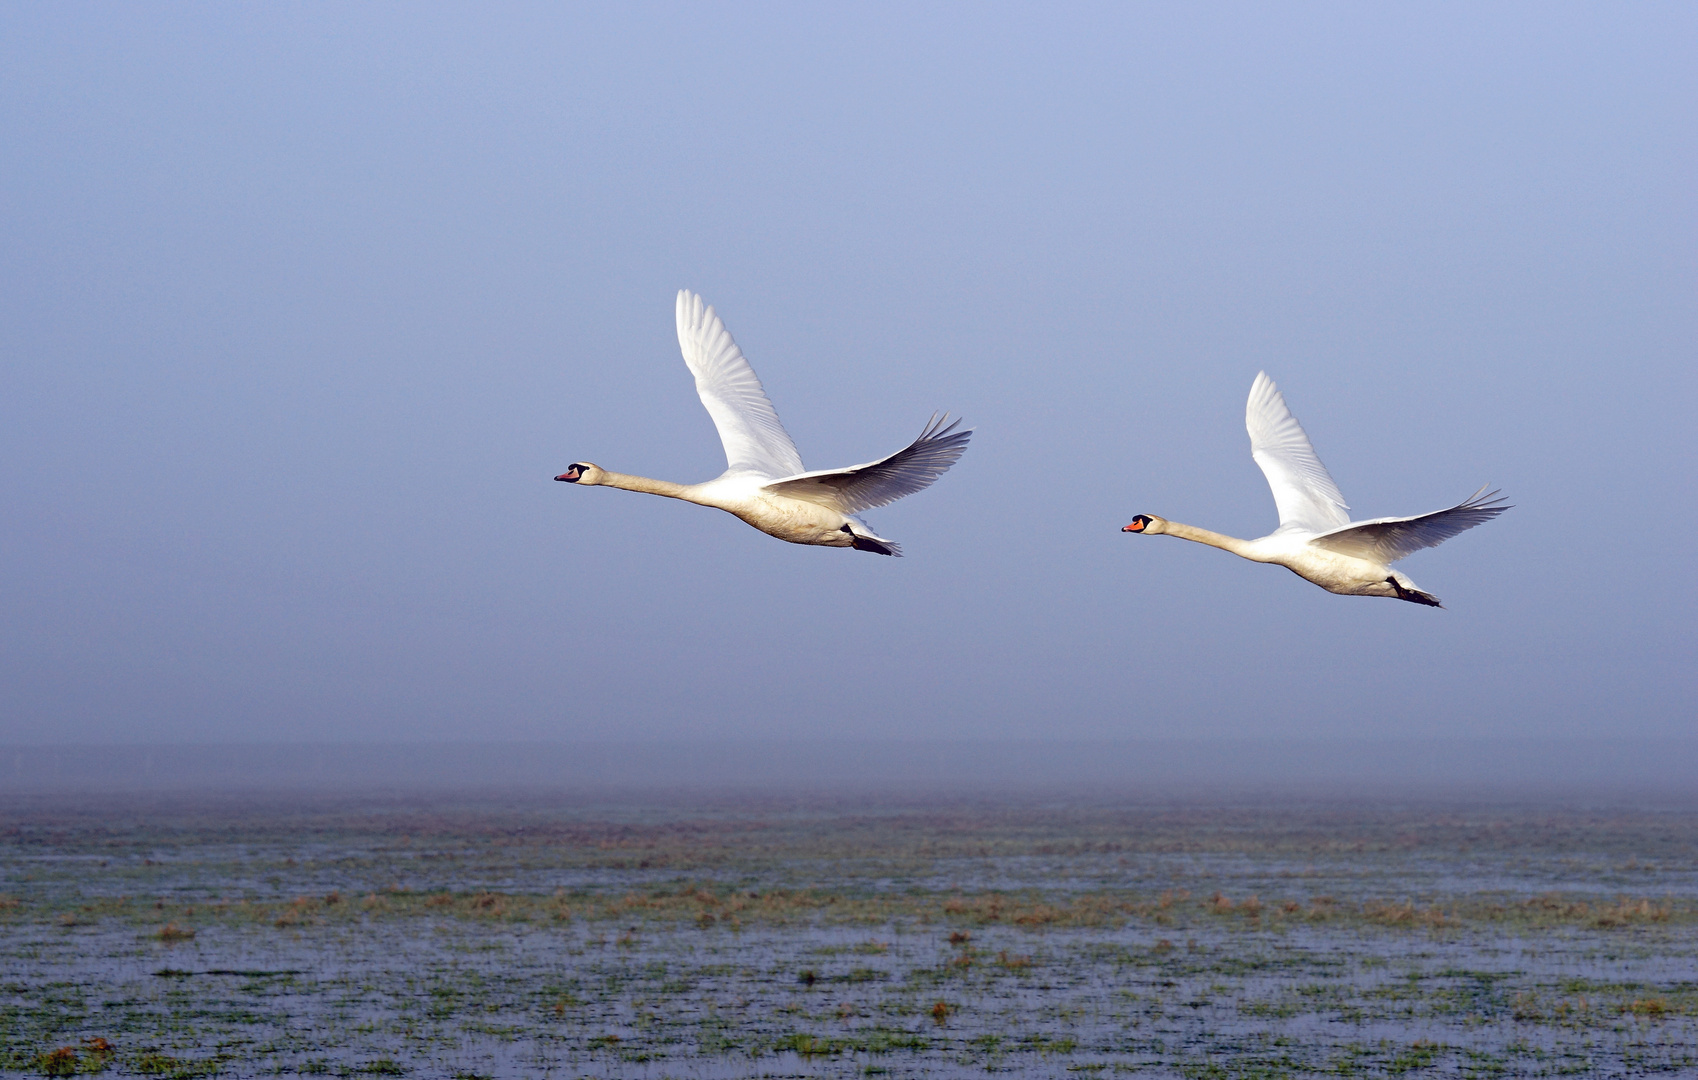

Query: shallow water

[3,793,1695,1077]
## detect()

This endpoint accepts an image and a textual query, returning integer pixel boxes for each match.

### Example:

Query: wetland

[2,790,1695,1077]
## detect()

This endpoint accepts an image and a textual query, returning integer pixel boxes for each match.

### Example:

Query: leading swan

[1123,372,1508,606]
[555,291,971,556]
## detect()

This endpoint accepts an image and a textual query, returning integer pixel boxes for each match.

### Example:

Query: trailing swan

[1122,372,1508,606]
[555,291,971,556]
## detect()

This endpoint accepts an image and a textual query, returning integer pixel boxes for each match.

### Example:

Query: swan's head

[554,462,605,485]
[1122,515,1165,535]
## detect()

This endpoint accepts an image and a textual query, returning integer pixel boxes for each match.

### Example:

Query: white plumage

[1124,372,1509,606]
[675,291,805,480]
[1246,371,1350,534]
[764,413,971,514]
[556,291,971,556]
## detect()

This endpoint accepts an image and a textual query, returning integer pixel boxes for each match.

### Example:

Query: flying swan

[1122,372,1508,606]
[555,291,971,556]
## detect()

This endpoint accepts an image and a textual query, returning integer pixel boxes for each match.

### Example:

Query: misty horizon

[4,736,1693,801]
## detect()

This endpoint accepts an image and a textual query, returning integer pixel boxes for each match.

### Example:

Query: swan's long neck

[593,471,704,503]
[1157,519,1258,559]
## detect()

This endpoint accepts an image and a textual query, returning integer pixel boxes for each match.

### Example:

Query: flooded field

[2,791,1695,1077]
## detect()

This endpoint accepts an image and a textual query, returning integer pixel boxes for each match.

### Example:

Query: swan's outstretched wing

[675,291,806,479]
[1309,487,1511,563]
[1247,371,1351,534]
[762,415,971,514]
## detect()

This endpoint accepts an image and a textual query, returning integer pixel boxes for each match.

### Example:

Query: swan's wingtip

[920,413,972,441]
[1465,486,1513,512]
[675,289,708,323]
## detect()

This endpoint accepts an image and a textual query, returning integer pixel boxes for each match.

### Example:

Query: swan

[555,291,971,556]
[1122,372,1509,606]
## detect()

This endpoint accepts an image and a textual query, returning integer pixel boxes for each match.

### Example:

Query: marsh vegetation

[2,793,1694,1077]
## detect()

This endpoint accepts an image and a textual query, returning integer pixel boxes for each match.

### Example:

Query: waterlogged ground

[2,792,1696,1078]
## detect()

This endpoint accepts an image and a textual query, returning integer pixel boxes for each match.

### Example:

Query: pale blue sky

[1,3,1692,746]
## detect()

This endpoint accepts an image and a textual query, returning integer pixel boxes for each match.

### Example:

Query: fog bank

[3,738,1691,802]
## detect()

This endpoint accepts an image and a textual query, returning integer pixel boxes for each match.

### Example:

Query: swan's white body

[556,291,971,556]
[1124,373,1508,606]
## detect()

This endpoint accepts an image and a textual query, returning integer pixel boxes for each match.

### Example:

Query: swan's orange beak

[1122,520,1144,532]
[555,467,582,482]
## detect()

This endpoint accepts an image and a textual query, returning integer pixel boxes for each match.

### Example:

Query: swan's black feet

[1385,577,1443,607]
[842,523,897,556]
[850,534,897,556]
